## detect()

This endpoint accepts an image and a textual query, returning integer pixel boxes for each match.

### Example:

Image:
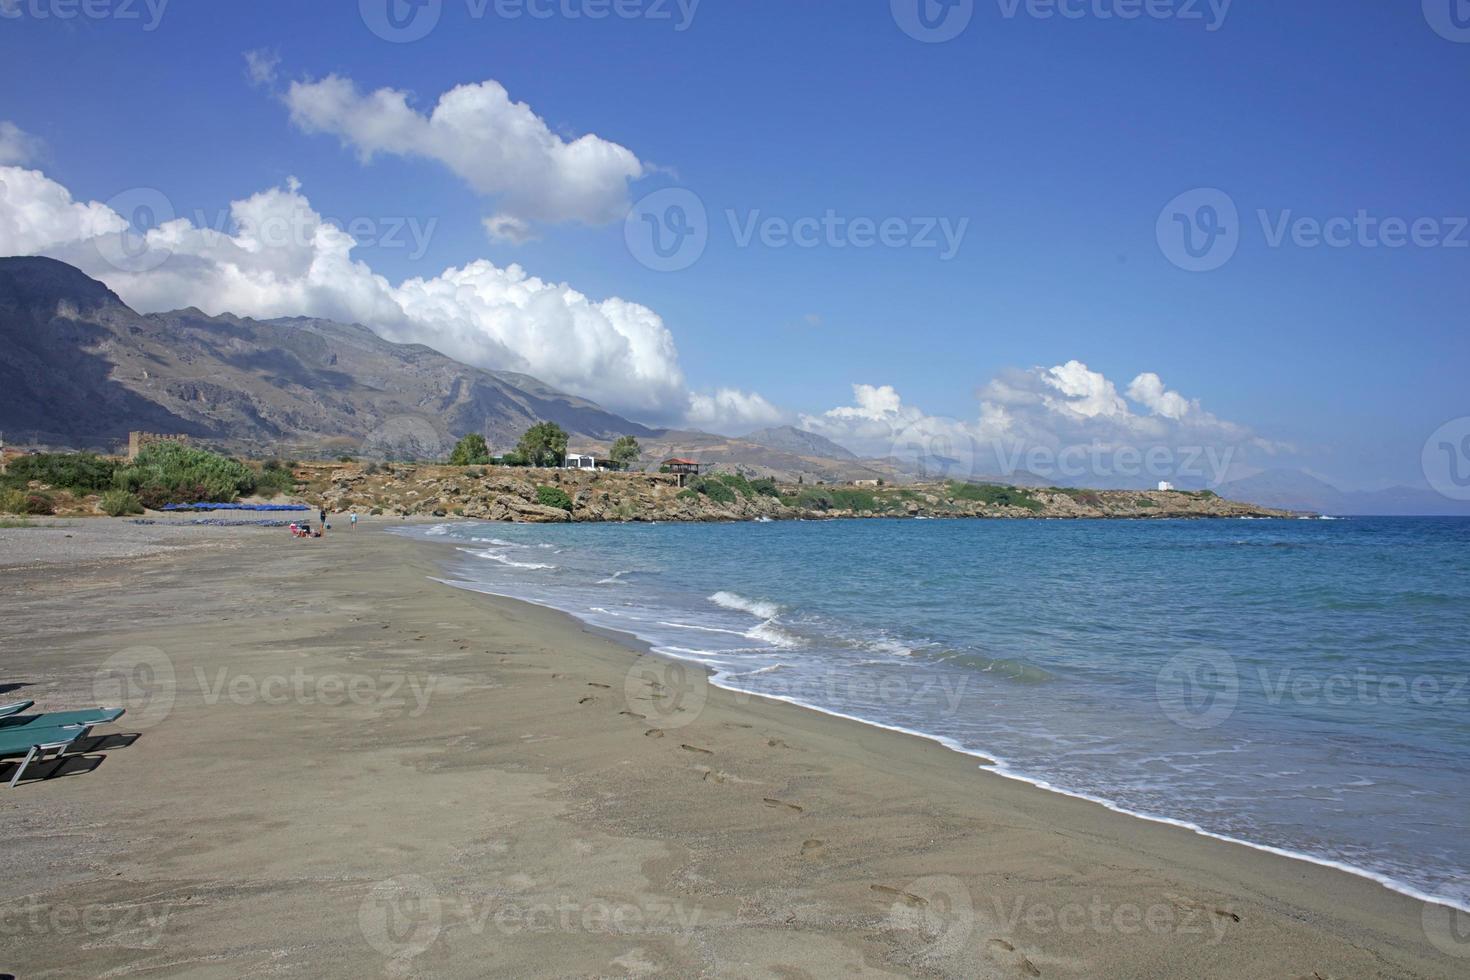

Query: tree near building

[516,422,569,468]
[610,435,641,470]
[448,433,491,466]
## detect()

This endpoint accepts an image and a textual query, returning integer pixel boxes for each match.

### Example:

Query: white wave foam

[864,637,915,657]
[598,570,633,584]
[709,591,780,620]
[657,620,749,637]
[746,621,802,649]
[458,547,556,570]
[424,524,452,536]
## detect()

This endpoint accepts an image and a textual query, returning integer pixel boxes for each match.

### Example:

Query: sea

[398,516,1470,911]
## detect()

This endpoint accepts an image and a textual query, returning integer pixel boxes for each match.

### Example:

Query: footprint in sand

[871,884,926,907]
[987,939,1042,976]
[763,798,803,813]
[681,744,713,755]
[699,768,727,784]
[799,839,825,857]
[1165,892,1241,924]
[644,729,665,739]
[587,682,611,689]
[620,711,647,720]
[767,738,792,749]
[579,696,598,705]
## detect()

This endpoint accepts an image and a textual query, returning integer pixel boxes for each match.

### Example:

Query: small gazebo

[662,457,704,487]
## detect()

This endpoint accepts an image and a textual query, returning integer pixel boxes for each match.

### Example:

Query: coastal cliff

[304,464,1299,522]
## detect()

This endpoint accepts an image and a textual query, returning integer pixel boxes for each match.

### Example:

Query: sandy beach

[1,518,1464,978]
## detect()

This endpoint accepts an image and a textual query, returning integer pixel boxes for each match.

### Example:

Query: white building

[566,454,601,471]
[1158,481,1175,492]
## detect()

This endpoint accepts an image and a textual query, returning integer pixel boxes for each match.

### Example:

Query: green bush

[688,478,737,505]
[5,453,118,493]
[536,485,574,511]
[465,468,484,479]
[948,481,1043,512]
[783,489,836,511]
[117,443,259,506]
[0,488,27,514]
[828,488,879,512]
[100,489,144,516]
[749,477,780,498]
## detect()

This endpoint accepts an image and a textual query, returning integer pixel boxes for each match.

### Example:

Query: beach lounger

[0,700,35,717]
[0,707,125,732]
[0,725,89,788]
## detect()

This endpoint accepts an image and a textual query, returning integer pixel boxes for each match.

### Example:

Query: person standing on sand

[350,512,358,531]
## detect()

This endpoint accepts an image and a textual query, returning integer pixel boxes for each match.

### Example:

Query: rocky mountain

[742,425,858,461]
[0,256,653,455]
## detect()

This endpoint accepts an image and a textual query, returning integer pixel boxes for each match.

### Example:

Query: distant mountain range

[1218,469,1470,517]
[0,256,899,483]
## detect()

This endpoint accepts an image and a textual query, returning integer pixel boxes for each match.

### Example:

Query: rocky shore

[305,464,1299,523]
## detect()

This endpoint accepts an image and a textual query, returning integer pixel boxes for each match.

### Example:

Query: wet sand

[1,519,1464,978]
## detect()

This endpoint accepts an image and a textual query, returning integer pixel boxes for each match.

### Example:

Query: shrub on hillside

[948,481,1043,512]
[117,443,258,505]
[0,488,27,514]
[23,492,54,516]
[688,478,737,505]
[100,489,144,517]
[5,453,118,493]
[536,485,573,511]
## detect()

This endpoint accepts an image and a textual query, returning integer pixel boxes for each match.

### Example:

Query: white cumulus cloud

[686,388,786,434]
[0,121,42,166]
[283,75,645,240]
[802,363,1280,487]
[0,165,777,428]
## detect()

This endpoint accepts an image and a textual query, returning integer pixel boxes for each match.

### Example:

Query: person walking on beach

[319,505,328,535]
[350,512,358,532]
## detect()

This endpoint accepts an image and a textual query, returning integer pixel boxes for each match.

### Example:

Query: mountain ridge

[0,256,655,454]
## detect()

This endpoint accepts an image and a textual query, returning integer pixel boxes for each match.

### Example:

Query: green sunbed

[0,725,90,788]
[0,707,125,732]
[0,700,35,717]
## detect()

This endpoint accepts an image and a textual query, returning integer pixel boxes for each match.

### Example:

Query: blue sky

[1,0,1467,491]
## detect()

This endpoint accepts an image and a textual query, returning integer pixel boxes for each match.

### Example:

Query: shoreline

[2,518,1462,977]
[415,531,1469,918]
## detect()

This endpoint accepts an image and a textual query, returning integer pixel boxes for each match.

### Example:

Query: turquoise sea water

[402,517,1470,910]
